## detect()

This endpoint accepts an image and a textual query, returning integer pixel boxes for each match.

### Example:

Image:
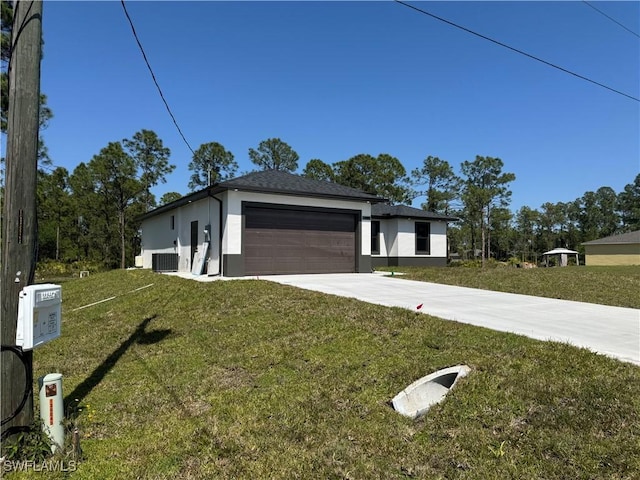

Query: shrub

[507,257,521,267]
[36,260,106,280]
[0,421,52,463]
[36,260,71,279]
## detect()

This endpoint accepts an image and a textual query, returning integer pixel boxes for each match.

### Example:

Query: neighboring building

[581,230,640,266]
[370,204,458,267]
[139,170,457,277]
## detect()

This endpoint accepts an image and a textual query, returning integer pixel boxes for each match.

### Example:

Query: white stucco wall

[372,218,448,258]
[140,213,179,267]
[375,218,397,257]
[396,219,417,256]
[140,195,221,273]
[430,221,448,257]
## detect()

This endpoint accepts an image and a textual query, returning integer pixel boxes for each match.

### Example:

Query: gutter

[207,190,224,276]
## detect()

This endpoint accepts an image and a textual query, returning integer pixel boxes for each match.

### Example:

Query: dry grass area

[5,269,640,479]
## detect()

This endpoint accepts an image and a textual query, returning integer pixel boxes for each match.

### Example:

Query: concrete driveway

[261,273,640,366]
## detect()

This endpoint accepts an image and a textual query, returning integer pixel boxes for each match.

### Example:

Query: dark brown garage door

[244,205,357,275]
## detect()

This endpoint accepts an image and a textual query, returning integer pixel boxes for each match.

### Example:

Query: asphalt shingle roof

[581,230,640,245]
[216,170,386,202]
[140,170,387,220]
[371,204,459,221]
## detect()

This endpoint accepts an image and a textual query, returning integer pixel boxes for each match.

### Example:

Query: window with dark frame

[415,221,430,254]
[171,215,175,230]
[371,220,380,254]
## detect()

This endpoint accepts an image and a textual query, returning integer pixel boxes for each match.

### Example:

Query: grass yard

[377,265,640,309]
[4,269,640,479]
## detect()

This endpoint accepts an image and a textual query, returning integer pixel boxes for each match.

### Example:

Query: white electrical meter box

[16,284,62,350]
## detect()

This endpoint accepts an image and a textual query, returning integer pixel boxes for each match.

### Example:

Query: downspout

[207,191,223,276]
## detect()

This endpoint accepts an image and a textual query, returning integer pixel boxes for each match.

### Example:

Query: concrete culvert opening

[431,372,459,389]
[391,365,471,419]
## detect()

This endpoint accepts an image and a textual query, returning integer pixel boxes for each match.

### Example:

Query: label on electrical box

[16,284,62,350]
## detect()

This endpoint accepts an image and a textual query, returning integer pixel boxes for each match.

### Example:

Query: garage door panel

[244,207,357,275]
[245,207,355,232]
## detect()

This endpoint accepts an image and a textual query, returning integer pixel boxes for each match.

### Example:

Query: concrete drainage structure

[392,365,471,419]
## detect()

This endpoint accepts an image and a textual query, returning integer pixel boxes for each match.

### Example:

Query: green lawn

[4,268,639,479]
[376,265,640,309]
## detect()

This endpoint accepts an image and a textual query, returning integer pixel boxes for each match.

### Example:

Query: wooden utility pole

[1,0,43,441]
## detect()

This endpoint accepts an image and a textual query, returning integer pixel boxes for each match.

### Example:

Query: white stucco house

[139,170,457,277]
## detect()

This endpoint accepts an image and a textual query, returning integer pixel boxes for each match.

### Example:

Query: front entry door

[190,220,198,269]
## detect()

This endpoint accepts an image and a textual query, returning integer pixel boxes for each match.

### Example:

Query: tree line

[24,133,640,269]
[2,2,636,269]
[301,151,638,265]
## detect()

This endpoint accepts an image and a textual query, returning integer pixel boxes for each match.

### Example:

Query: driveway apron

[262,273,640,366]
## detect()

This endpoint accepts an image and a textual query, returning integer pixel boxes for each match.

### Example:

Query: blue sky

[37,1,639,212]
